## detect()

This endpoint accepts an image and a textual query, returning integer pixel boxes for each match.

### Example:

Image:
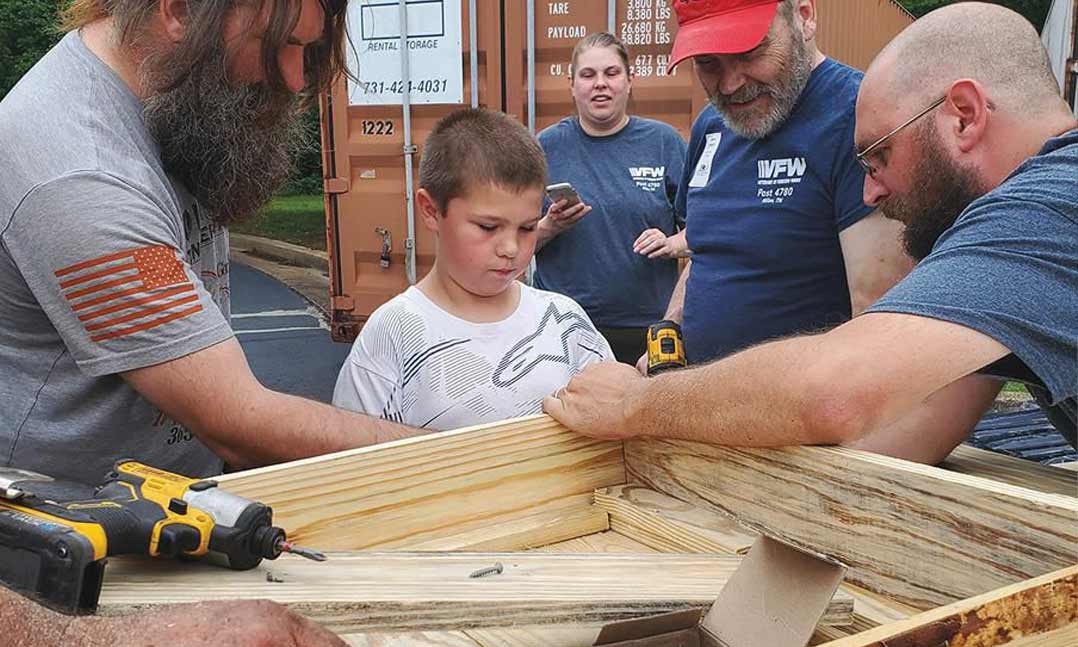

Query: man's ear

[943,79,991,154]
[416,189,442,233]
[159,0,189,43]
[797,0,818,42]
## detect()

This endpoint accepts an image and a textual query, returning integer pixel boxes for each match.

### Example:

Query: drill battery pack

[0,497,107,614]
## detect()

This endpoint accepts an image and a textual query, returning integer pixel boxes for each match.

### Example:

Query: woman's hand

[633,229,691,259]
[537,199,592,248]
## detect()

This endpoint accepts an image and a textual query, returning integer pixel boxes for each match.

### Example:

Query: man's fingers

[289,613,348,647]
[542,394,568,421]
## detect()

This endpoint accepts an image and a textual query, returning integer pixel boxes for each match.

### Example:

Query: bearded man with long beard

[545,2,1077,465]
[0,2,420,640]
[0,2,428,484]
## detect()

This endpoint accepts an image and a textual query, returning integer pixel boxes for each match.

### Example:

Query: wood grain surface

[625,438,1078,610]
[940,445,1077,496]
[817,566,1077,647]
[214,415,625,549]
[98,551,851,633]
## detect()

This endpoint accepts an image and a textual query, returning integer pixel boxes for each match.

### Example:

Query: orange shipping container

[322,0,913,342]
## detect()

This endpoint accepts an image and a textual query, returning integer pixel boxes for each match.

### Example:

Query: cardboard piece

[593,536,846,647]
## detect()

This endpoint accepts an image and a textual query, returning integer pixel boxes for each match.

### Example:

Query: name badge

[689,133,722,188]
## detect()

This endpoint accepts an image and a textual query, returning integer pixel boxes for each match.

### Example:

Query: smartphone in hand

[545,182,582,208]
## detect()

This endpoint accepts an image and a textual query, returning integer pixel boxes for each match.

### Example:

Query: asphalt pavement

[231,260,350,403]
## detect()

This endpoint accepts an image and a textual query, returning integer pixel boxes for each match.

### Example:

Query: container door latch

[375,227,392,269]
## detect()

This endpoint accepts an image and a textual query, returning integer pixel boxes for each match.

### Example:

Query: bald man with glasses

[544,2,1077,463]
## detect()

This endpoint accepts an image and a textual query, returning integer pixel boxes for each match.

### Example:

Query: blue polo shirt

[679,58,873,363]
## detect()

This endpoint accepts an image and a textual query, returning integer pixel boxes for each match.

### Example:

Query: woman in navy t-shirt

[534,32,688,364]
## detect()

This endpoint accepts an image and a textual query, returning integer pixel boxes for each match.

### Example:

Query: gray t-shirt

[0,32,230,482]
[868,129,1078,449]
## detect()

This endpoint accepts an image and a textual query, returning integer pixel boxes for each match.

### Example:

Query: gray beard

[141,47,305,226]
[708,26,814,140]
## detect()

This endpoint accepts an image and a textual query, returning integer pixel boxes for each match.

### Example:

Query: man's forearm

[663,260,691,323]
[207,388,424,469]
[626,332,852,446]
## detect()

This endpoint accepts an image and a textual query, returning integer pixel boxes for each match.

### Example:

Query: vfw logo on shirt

[756,156,807,204]
[629,166,665,192]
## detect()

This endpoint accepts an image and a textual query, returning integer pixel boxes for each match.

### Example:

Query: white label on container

[689,133,722,188]
[347,0,464,105]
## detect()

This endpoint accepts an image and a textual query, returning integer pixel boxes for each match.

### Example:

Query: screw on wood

[468,562,504,578]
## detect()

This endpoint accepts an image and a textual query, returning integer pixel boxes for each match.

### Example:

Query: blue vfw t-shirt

[535,116,687,328]
[869,129,1078,448]
[678,58,873,363]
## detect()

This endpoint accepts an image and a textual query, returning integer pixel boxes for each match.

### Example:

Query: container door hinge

[324,178,350,194]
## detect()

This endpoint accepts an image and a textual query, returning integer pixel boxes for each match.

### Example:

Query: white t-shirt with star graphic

[332,285,612,430]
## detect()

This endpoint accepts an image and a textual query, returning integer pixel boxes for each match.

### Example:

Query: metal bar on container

[608,0,616,34]
[398,0,417,285]
[527,0,536,134]
[469,0,479,107]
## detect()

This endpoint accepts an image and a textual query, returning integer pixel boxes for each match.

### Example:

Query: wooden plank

[593,485,914,629]
[594,485,758,554]
[1053,461,1078,472]
[995,623,1078,646]
[215,415,625,549]
[343,631,482,646]
[818,566,1077,647]
[466,624,605,647]
[941,446,1076,496]
[537,530,656,553]
[98,552,853,633]
[625,438,1078,609]
[386,493,610,552]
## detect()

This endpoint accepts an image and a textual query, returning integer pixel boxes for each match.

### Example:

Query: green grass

[1002,381,1028,394]
[232,194,327,251]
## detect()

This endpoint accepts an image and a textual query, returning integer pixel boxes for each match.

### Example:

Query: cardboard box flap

[700,536,846,647]
[594,536,846,647]
[594,608,704,646]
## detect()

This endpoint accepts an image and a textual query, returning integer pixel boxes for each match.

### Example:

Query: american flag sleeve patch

[54,245,203,342]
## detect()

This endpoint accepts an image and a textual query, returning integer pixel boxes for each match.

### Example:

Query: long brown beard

[881,125,985,261]
[141,43,305,226]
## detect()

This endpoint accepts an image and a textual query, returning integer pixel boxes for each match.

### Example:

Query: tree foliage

[899,0,1054,30]
[0,0,65,100]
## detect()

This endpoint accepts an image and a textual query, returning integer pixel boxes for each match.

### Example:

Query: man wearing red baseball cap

[561,0,1004,461]
[650,0,922,369]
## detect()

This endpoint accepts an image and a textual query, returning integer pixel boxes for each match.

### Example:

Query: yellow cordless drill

[0,460,324,615]
[646,320,687,375]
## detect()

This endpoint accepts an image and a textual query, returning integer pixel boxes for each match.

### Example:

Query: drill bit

[278,540,327,562]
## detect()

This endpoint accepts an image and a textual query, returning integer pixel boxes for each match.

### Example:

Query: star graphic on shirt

[491,302,594,388]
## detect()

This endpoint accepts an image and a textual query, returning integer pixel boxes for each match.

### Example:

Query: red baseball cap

[669,0,781,71]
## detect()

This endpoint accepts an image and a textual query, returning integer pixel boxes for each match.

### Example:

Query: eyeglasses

[856,96,946,177]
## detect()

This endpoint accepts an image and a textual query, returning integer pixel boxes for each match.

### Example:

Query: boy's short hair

[419,108,547,213]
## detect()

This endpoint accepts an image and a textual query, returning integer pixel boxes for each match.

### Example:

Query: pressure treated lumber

[536,529,656,553]
[592,485,917,628]
[995,623,1078,647]
[215,415,624,549]
[594,485,758,554]
[385,493,609,552]
[98,552,853,633]
[343,631,481,646]
[625,438,1078,610]
[940,445,1076,496]
[817,566,1077,647]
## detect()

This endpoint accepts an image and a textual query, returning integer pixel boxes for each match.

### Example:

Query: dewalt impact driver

[646,320,687,375]
[0,460,324,615]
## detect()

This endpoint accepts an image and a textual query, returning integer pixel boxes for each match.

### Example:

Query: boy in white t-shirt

[333,109,612,430]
